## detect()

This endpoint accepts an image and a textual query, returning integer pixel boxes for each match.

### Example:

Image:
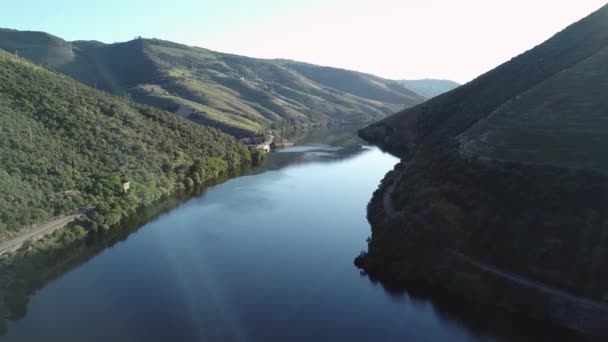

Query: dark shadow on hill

[358,271,587,342]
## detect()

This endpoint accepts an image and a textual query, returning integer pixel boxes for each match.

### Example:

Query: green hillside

[459,46,608,170]
[0,29,75,68]
[357,4,608,333]
[0,50,257,241]
[398,79,460,98]
[0,31,427,137]
[279,60,424,104]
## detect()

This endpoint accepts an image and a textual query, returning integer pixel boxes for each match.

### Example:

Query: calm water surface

[3,129,557,341]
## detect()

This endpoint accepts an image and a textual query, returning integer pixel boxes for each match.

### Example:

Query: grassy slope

[139,40,428,132]
[0,31,428,137]
[278,60,425,105]
[0,50,253,240]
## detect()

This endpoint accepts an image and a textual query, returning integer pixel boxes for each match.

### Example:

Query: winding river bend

[3,128,569,341]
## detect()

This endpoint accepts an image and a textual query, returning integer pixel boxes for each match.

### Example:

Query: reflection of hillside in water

[281,125,365,146]
[0,175,235,334]
[258,125,371,171]
[262,144,370,171]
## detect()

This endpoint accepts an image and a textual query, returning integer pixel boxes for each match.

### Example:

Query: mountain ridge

[0,29,449,137]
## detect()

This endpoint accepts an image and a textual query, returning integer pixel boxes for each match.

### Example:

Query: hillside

[459,46,608,170]
[0,30,427,137]
[357,4,608,336]
[363,4,608,159]
[0,50,258,241]
[398,79,460,98]
[0,29,75,68]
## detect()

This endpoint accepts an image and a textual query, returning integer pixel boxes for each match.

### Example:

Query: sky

[1,0,606,83]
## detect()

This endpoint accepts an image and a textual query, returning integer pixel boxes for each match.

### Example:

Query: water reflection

[0,179,224,334]
[262,144,368,172]
[260,126,369,172]
[364,276,581,341]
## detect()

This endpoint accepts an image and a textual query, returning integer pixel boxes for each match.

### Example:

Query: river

[2,128,567,341]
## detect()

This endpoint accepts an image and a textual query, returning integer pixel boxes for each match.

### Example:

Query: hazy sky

[2,0,606,83]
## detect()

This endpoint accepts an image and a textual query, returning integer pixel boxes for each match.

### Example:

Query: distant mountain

[0,50,256,240]
[358,4,608,336]
[398,79,459,98]
[0,29,427,137]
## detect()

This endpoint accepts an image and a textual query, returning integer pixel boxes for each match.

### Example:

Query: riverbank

[355,142,608,339]
[0,209,94,256]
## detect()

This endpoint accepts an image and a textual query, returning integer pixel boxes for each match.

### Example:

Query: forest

[0,50,264,241]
